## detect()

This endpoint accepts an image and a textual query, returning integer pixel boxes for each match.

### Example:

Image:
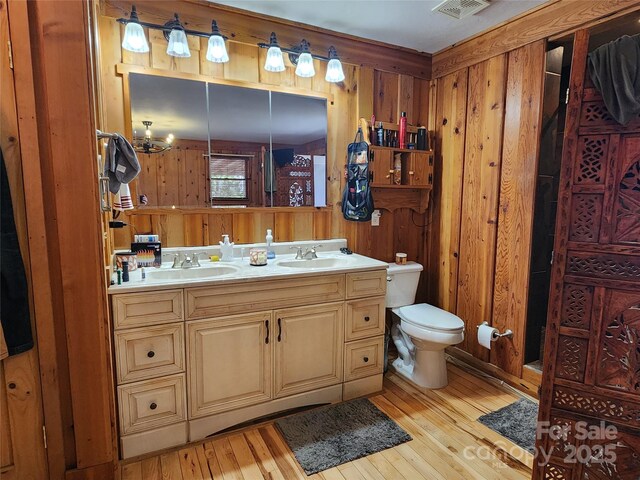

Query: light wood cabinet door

[369,149,393,186]
[273,303,344,398]
[187,311,272,418]
[404,152,433,186]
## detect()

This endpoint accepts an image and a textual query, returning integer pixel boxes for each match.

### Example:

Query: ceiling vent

[432,0,490,19]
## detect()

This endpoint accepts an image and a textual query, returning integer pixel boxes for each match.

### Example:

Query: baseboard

[343,374,383,400]
[446,347,540,399]
[65,461,117,480]
[120,422,188,460]
[189,384,343,442]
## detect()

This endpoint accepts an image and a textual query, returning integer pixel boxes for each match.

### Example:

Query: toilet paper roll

[478,323,499,349]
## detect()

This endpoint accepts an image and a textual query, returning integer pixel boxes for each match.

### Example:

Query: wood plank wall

[428,42,546,376]
[98,13,432,299]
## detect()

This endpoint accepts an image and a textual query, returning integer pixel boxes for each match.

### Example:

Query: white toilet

[387,262,465,389]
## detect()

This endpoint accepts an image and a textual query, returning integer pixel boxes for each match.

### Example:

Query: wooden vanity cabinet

[111,268,386,458]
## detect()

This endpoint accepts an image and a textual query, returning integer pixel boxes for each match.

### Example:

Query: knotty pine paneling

[490,41,545,378]
[100,15,431,273]
[456,54,507,362]
[428,68,468,313]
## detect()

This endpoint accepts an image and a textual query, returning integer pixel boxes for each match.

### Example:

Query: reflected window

[209,154,250,200]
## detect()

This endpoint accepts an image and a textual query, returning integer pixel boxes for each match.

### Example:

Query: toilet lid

[395,303,464,331]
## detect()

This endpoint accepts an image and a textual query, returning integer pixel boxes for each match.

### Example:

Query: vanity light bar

[118,5,229,62]
[257,35,346,83]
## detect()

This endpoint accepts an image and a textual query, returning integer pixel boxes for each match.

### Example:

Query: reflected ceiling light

[264,32,285,72]
[134,121,174,154]
[295,39,315,78]
[166,14,191,57]
[258,36,346,83]
[117,6,229,63]
[325,46,345,83]
[206,20,229,63]
[121,5,149,53]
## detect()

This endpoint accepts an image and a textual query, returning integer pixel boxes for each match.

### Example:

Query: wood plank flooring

[121,364,534,479]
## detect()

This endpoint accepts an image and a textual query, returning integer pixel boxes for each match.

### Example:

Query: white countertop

[108,247,388,295]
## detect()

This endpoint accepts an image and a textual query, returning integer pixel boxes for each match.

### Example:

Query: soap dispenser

[266,229,275,259]
[219,234,234,262]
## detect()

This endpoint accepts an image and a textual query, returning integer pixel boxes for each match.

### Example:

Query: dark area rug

[275,398,412,475]
[477,397,539,453]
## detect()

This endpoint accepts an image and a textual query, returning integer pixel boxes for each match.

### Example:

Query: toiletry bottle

[219,234,234,262]
[266,229,275,259]
[399,111,407,149]
[377,122,384,146]
[122,261,129,282]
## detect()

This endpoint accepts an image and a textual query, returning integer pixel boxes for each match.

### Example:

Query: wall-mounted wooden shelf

[369,146,433,154]
[371,186,431,214]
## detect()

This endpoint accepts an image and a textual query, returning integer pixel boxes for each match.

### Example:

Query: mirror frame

[117,63,333,212]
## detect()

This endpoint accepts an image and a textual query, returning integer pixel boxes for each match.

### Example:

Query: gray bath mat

[275,398,412,475]
[478,398,539,453]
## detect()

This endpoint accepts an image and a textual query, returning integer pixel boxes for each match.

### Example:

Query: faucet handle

[290,246,303,259]
[192,252,204,267]
[310,244,323,251]
[171,253,181,269]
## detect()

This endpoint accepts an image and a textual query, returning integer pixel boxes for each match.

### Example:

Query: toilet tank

[386,262,424,308]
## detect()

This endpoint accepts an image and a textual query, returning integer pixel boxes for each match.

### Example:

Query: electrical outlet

[371,209,381,227]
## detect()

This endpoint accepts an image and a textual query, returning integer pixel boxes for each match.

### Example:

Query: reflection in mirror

[207,83,272,207]
[130,73,209,208]
[269,92,327,207]
[129,72,328,208]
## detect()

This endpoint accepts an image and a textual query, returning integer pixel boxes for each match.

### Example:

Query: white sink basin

[146,265,240,280]
[277,257,350,269]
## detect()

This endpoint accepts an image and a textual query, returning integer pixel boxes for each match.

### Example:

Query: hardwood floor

[121,364,534,479]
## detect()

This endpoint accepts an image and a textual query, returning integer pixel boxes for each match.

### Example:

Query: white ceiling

[211,0,547,53]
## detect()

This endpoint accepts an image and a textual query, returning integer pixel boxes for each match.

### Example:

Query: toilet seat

[393,303,464,332]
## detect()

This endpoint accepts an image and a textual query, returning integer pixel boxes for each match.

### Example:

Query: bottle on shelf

[399,111,407,149]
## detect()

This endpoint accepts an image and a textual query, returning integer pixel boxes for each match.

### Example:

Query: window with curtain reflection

[209,155,250,199]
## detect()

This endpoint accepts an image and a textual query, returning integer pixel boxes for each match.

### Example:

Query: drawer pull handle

[149,402,157,410]
[147,351,155,358]
[265,320,269,344]
[364,316,370,322]
[277,318,282,342]
[363,356,369,363]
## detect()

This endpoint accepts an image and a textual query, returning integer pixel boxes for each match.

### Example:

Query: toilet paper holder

[477,321,513,339]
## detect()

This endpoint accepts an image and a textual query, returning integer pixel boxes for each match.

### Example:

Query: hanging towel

[105,134,140,194]
[113,183,134,211]
[588,34,640,125]
[0,149,33,356]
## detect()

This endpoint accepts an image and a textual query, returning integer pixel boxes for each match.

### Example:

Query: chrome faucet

[181,255,194,269]
[171,253,181,269]
[290,246,304,260]
[302,244,322,260]
[171,252,204,269]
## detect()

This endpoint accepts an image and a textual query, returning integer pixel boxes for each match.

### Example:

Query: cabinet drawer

[186,275,344,320]
[118,374,186,435]
[346,270,387,299]
[344,337,384,381]
[115,323,185,384]
[345,297,386,341]
[113,290,183,329]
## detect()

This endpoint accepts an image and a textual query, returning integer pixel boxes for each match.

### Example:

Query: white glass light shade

[206,35,229,63]
[167,29,191,57]
[122,22,149,53]
[325,58,345,83]
[295,52,315,78]
[264,46,285,72]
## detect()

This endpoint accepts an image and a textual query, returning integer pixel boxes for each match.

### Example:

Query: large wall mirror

[128,72,328,209]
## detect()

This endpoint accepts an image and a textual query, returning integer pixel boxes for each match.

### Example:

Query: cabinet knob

[363,356,369,363]
[409,171,415,175]
[364,316,370,322]
[147,351,155,358]
[149,402,157,410]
